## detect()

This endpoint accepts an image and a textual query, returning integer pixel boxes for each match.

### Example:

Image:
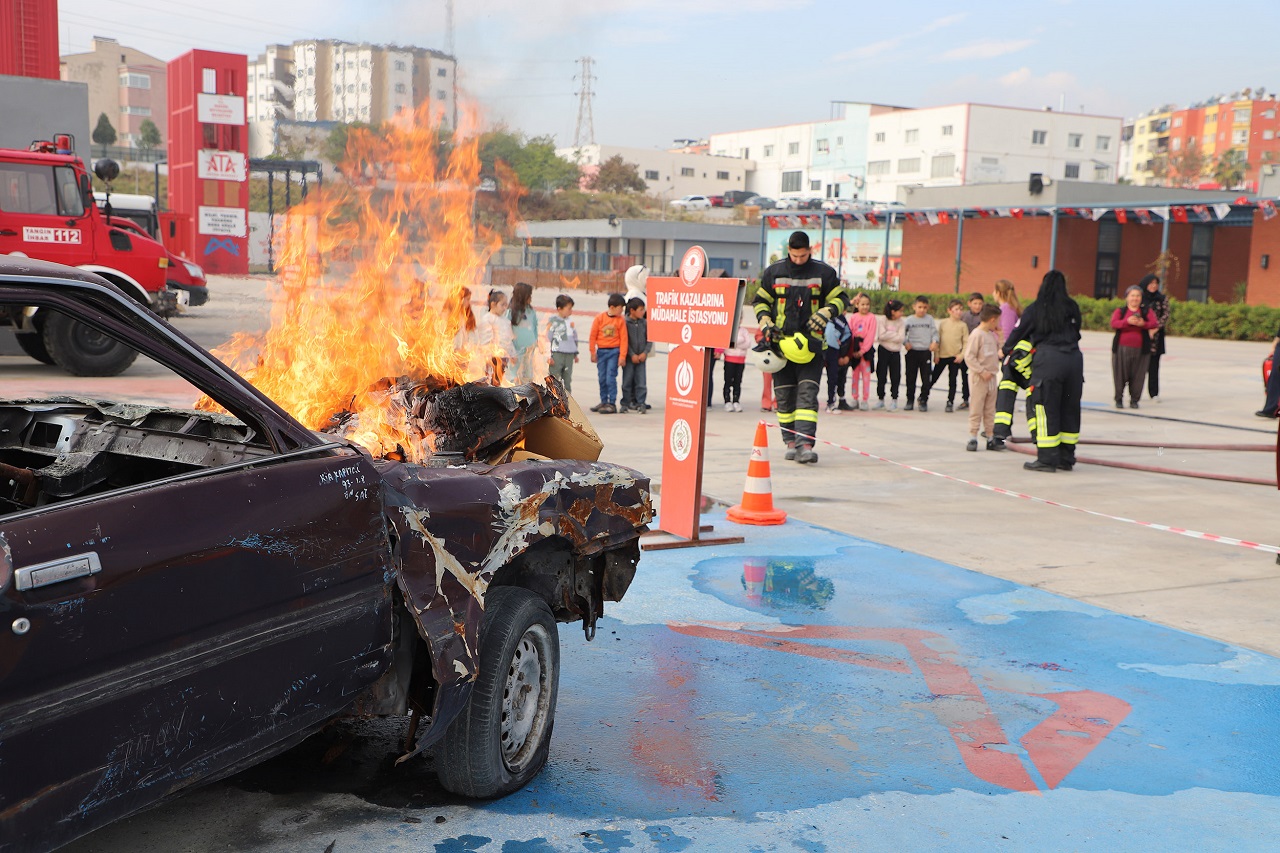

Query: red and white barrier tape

[764,422,1280,556]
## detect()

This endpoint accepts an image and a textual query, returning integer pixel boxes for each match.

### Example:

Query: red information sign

[646,246,746,546]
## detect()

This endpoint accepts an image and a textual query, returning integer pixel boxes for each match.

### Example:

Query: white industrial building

[556,143,754,201]
[865,104,1123,202]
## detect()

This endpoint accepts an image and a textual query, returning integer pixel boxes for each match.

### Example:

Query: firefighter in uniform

[753,231,848,464]
[988,336,1036,451]
[1019,270,1084,471]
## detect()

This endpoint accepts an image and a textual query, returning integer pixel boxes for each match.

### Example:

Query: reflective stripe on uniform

[777,411,797,425]
[1060,431,1079,445]
[793,409,819,423]
[999,379,1020,391]
[994,412,1012,425]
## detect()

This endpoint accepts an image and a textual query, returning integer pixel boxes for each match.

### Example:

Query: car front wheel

[435,586,559,798]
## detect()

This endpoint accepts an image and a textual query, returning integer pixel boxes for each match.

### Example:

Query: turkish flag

[1234,195,1251,205]
[865,212,878,225]
[1010,208,1024,219]
[1192,204,1211,222]
[1061,208,1076,217]
[938,211,951,224]
[1115,209,1128,224]
[1262,199,1278,221]
[1171,206,1188,223]
[1135,209,1152,224]
[978,209,992,218]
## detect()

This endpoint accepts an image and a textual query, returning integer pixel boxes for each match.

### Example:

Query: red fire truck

[0,135,208,375]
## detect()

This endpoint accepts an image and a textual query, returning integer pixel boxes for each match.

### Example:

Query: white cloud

[831,12,966,64]
[940,39,1035,62]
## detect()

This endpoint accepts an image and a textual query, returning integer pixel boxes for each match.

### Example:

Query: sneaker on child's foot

[918,402,928,413]
[825,403,839,414]
[888,399,898,411]
[873,399,885,410]
[724,402,733,412]
[860,400,870,411]
[945,401,954,413]
[956,401,969,410]
[966,438,978,452]
[734,401,743,412]
[904,401,915,411]
[838,399,855,411]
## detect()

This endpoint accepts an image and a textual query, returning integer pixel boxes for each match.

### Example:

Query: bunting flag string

[1090,208,1108,221]
[1171,206,1189,223]
[1213,203,1232,220]
[1135,208,1152,225]
[1262,199,1278,221]
[1153,206,1171,221]
[1115,209,1128,224]
[1192,204,1211,222]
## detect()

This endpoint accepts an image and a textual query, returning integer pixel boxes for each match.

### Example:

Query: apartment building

[61,36,167,148]
[247,44,295,157]
[291,39,456,130]
[1129,92,1280,191]
[557,143,753,199]
[865,104,1121,202]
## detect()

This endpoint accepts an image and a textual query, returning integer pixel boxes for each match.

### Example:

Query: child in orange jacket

[589,293,628,413]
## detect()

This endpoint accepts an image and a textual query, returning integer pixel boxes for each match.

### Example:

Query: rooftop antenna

[573,56,596,147]
[444,0,455,54]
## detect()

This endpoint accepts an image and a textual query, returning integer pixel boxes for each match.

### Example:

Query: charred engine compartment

[0,399,272,513]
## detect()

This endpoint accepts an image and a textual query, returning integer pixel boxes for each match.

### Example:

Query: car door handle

[15,552,102,591]
[0,229,16,236]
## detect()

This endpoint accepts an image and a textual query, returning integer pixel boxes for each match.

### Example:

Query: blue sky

[58,0,1280,149]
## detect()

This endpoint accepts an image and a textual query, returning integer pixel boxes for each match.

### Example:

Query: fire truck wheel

[42,312,139,376]
[434,586,559,798]
[14,333,54,365]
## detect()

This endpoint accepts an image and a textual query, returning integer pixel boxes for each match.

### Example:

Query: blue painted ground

[301,511,1280,852]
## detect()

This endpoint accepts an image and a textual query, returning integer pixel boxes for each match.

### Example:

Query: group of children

[545,292,653,415]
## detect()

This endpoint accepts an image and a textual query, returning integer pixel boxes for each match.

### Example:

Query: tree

[479,130,579,194]
[138,119,162,151]
[1213,149,1250,189]
[92,113,117,152]
[586,155,646,193]
[1166,143,1207,188]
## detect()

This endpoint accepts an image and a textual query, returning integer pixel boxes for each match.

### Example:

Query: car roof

[0,255,111,286]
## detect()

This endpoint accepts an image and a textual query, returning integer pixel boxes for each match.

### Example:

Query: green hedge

[742,281,1280,342]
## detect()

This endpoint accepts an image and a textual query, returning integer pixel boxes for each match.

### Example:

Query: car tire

[435,586,559,798]
[14,332,54,365]
[41,311,138,377]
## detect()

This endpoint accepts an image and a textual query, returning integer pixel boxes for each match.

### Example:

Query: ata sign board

[197,149,247,182]
[197,93,245,126]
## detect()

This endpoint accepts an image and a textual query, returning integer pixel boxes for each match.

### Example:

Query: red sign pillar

[167,50,249,274]
[644,246,746,549]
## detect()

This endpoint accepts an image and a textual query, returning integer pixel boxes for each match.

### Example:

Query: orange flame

[201,102,522,461]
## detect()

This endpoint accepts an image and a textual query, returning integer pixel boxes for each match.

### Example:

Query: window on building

[395,83,407,93]
[1265,130,1275,140]
[941,124,953,136]
[644,169,659,180]
[436,89,446,100]
[740,148,749,159]
[836,136,843,146]
[787,142,799,155]
[1234,108,1251,123]
[904,128,919,143]
[763,145,774,157]
[120,105,151,116]
[680,167,695,177]
[810,179,822,191]
[816,138,829,153]
[437,67,448,77]
[1094,164,1112,181]
[897,158,921,173]
[1064,162,1080,179]
[1234,128,1249,145]
[1096,135,1111,150]
[868,160,890,175]
[1265,109,1277,119]
[361,59,369,68]
[334,85,341,94]
[119,72,151,89]
[781,171,802,192]
[930,154,955,178]
[1188,135,1197,147]
[395,60,406,71]
[347,84,355,92]
[334,62,341,71]
[1068,133,1083,148]
[1172,138,1182,151]
[1032,129,1048,145]
[1206,113,1217,124]
[361,82,369,92]
[308,67,315,76]
[981,156,999,165]
[874,131,885,143]
[717,170,729,180]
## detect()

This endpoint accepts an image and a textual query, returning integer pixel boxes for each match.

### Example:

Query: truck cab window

[0,164,58,215]
[55,167,85,217]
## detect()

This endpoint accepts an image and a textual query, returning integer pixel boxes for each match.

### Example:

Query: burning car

[0,257,652,852]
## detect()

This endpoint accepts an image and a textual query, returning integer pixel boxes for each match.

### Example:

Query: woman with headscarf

[1021,270,1084,473]
[1139,273,1170,402]
[1110,284,1160,409]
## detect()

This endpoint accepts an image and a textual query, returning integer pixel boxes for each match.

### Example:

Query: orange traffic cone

[726,421,787,525]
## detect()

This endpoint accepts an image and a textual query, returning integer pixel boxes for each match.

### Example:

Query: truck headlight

[183,261,205,280]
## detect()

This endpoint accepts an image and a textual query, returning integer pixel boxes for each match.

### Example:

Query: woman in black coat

[1139,273,1170,402]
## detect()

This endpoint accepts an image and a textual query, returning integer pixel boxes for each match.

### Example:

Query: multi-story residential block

[1129,108,1171,185]
[290,39,455,131]
[557,143,754,200]
[1,0,59,79]
[866,104,1122,202]
[247,44,295,158]
[1131,92,1280,191]
[61,36,167,149]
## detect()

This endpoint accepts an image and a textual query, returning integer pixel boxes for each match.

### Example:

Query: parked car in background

[669,195,712,210]
[775,197,799,210]
[799,197,826,210]
[722,190,757,206]
[744,196,777,209]
[707,194,725,207]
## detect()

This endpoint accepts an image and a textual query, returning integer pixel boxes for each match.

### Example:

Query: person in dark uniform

[753,231,848,464]
[1020,270,1084,472]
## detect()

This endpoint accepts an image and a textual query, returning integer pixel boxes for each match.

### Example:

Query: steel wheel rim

[71,323,118,356]
[500,624,552,771]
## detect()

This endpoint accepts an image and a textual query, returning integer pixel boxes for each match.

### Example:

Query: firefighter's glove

[807,306,834,336]
[759,315,781,345]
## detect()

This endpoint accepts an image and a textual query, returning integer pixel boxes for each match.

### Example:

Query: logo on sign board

[674,359,694,397]
[669,419,693,462]
[679,246,707,287]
